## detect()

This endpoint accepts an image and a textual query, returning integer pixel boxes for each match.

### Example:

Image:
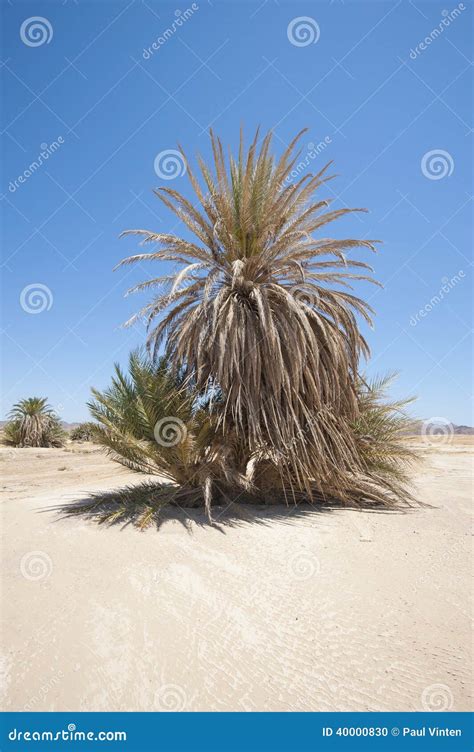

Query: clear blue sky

[1,0,472,424]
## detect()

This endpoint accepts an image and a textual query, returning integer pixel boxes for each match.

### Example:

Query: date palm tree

[109,129,415,515]
[4,397,65,447]
[62,358,414,529]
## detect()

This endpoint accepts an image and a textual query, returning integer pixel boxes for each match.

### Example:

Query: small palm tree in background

[4,397,65,448]
[85,128,416,523]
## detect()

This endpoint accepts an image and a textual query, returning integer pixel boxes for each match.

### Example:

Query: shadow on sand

[44,480,413,534]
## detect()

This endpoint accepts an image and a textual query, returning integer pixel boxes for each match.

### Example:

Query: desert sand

[0,438,472,712]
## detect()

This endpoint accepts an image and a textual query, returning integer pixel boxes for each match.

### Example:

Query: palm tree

[88,351,251,520]
[4,397,65,447]
[112,129,415,513]
[80,356,415,528]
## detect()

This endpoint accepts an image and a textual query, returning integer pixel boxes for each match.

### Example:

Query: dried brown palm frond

[245,373,418,508]
[117,129,384,498]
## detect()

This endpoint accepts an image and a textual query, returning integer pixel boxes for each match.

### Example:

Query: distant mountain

[403,421,474,436]
[452,425,474,435]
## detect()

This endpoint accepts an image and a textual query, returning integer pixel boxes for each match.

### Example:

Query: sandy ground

[0,438,472,712]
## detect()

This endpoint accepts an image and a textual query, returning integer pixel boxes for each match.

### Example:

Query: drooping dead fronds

[118,129,386,499]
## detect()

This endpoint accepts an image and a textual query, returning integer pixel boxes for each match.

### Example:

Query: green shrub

[70,422,97,442]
